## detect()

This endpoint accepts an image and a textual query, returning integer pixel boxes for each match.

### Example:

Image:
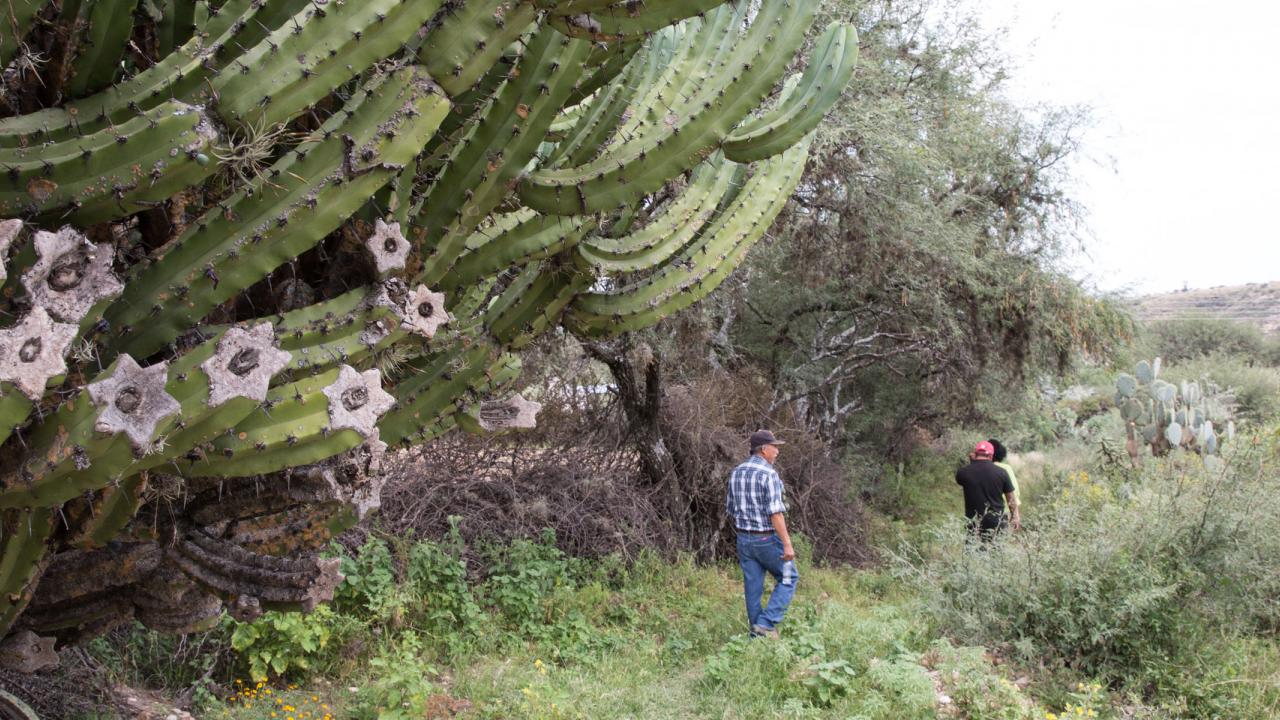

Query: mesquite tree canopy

[0,0,857,664]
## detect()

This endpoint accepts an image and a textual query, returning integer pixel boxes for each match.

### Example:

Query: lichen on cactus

[0,0,858,667]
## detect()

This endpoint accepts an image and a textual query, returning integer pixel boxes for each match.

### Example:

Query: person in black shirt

[955,440,1020,540]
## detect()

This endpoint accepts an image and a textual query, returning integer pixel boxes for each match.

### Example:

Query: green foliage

[405,537,483,655]
[713,0,1133,448]
[1166,353,1280,424]
[480,530,579,640]
[349,632,440,720]
[928,640,1040,720]
[1145,316,1277,365]
[334,538,401,618]
[898,431,1280,716]
[228,606,337,682]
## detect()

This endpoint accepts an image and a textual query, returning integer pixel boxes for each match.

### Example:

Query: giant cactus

[0,0,858,669]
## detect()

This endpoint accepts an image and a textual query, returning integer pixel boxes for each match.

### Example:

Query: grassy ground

[197,557,1063,720]
[180,447,1078,720]
[89,429,1279,719]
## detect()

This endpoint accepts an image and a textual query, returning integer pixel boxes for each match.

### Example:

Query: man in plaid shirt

[726,429,798,639]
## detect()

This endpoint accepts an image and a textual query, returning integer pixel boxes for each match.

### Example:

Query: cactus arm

[547,0,731,41]
[167,529,343,611]
[172,368,362,478]
[520,0,818,214]
[0,0,290,147]
[564,39,642,108]
[615,6,740,144]
[181,362,394,478]
[577,155,735,272]
[2,319,295,509]
[0,0,44,69]
[565,133,812,336]
[0,508,56,637]
[447,212,596,289]
[457,392,541,435]
[0,101,218,223]
[105,68,449,359]
[486,262,590,348]
[413,28,593,286]
[418,0,540,98]
[532,0,620,12]
[379,344,521,448]
[210,0,446,129]
[67,474,147,549]
[0,306,81,444]
[542,30,670,169]
[65,0,142,97]
[723,23,859,163]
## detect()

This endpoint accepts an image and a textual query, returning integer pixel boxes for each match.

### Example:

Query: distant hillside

[1131,282,1280,334]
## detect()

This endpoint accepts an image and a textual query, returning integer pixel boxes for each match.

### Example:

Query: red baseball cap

[973,441,994,458]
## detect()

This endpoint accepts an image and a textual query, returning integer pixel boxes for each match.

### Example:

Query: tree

[0,0,857,665]
[724,0,1132,447]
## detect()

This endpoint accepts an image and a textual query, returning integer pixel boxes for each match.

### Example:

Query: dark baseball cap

[749,429,785,450]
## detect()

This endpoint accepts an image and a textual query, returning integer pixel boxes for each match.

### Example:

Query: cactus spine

[0,0,859,664]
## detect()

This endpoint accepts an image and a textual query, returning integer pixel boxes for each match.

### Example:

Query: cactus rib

[723,23,860,163]
[520,0,818,214]
[565,133,813,335]
[105,67,449,359]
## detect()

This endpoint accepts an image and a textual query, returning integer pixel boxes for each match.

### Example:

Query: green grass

[192,550,1055,720]
[96,418,1280,720]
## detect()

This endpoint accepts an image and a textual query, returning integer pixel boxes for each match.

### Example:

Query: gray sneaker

[750,624,780,639]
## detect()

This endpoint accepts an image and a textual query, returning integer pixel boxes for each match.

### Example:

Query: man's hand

[781,544,795,562]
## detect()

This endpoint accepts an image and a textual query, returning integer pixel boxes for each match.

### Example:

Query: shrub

[348,632,440,720]
[897,431,1280,714]
[333,537,401,619]
[228,606,339,682]
[404,538,483,656]
[480,531,579,639]
[1145,317,1272,365]
[1166,353,1280,424]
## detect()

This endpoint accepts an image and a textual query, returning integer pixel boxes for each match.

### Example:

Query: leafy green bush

[898,433,1280,715]
[228,606,339,682]
[481,531,578,639]
[333,537,402,619]
[1145,317,1276,365]
[404,537,483,655]
[348,631,440,720]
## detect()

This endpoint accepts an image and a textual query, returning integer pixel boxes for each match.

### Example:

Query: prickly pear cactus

[1114,357,1235,461]
[0,0,858,667]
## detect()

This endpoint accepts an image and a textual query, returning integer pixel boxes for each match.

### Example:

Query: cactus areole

[0,0,857,666]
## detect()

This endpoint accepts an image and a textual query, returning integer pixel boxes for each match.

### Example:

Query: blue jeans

[736,533,798,630]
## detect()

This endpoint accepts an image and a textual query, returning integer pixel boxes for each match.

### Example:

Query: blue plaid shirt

[726,454,787,532]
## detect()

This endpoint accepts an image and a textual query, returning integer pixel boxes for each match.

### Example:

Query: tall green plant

[0,0,858,668]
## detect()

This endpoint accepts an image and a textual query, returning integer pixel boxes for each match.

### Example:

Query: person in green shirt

[988,438,1021,514]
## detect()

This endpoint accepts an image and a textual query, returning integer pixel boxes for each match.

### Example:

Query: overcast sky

[975,0,1280,296]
